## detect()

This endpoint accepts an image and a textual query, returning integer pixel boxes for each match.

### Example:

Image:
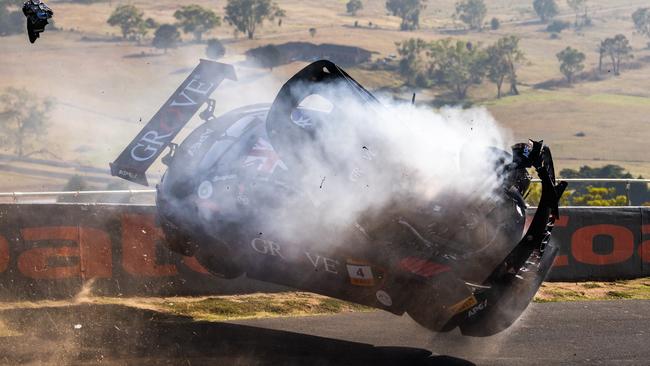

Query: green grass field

[1,0,649,190]
[1,278,649,336]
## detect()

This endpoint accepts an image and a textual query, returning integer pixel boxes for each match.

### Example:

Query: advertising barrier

[0,204,648,300]
[545,207,650,281]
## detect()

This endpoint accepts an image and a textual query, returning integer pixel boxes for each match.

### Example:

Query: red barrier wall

[0,204,648,300]
[0,204,286,300]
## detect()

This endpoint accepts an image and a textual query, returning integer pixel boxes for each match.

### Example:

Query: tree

[224,0,285,39]
[346,0,363,16]
[136,17,159,41]
[556,46,585,84]
[427,39,487,99]
[107,4,147,40]
[572,186,627,206]
[602,34,633,75]
[632,8,650,45]
[567,0,588,27]
[597,39,606,73]
[309,27,316,37]
[527,164,650,206]
[0,87,53,157]
[257,44,281,70]
[546,19,570,33]
[533,0,558,23]
[206,38,226,59]
[174,4,221,43]
[455,0,487,31]
[490,17,500,30]
[385,0,427,31]
[486,35,525,98]
[395,38,428,86]
[152,24,180,53]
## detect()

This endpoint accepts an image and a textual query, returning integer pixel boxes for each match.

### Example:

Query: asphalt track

[0,300,648,365]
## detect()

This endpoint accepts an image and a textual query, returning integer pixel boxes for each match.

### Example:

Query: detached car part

[22,0,53,44]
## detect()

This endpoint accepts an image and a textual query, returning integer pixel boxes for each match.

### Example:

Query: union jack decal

[243,137,288,174]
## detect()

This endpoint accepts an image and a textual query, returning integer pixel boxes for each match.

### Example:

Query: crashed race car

[111,60,567,337]
[22,0,53,44]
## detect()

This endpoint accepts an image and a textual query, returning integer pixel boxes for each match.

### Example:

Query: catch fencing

[0,202,648,300]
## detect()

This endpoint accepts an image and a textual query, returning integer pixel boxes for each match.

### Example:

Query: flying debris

[111,60,567,337]
[22,0,53,44]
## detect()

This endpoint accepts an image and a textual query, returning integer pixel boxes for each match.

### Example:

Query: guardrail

[0,189,157,203]
[1,179,648,203]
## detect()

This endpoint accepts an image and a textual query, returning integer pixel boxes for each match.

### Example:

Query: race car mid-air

[111,60,567,337]
[22,0,53,44]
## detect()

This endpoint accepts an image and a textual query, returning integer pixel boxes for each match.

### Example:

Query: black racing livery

[22,0,53,44]
[111,60,567,337]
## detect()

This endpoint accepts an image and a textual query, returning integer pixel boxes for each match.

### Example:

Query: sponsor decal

[375,290,392,307]
[467,299,488,318]
[169,78,215,107]
[197,181,213,199]
[349,167,363,182]
[399,257,451,278]
[130,130,173,162]
[187,128,214,157]
[251,238,286,259]
[305,252,339,274]
[212,174,238,182]
[346,261,375,286]
[236,184,250,206]
[449,295,478,315]
[243,137,288,174]
[290,108,314,128]
[361,146,377,161]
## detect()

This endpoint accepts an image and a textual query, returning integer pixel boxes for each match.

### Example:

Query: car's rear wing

[110,60,237,186]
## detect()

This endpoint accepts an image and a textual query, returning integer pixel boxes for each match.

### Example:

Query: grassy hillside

[1,0,649,190]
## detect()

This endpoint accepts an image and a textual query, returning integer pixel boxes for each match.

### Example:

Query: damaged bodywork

[111,60,567,336]
[22,0,53,44]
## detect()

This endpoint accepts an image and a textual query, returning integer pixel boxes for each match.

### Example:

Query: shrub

[490,17,500,30]
[546,20,570,33]
[206,38,226,59]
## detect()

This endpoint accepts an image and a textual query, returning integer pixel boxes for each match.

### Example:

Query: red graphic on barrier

[1,205,648,300]
[640,225,649,263]
[551,215,570,267]
[572,224,635,265]
[121,214,178,277]
[181,256,210,274]
[17,227,112,280]
[0,235,8,274]
[552,255,568,267]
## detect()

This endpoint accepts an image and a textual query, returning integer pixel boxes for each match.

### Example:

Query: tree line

[105,0,285,53]
[525,165,650,207]
[397,30,638,100]
[396,36,525,99]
